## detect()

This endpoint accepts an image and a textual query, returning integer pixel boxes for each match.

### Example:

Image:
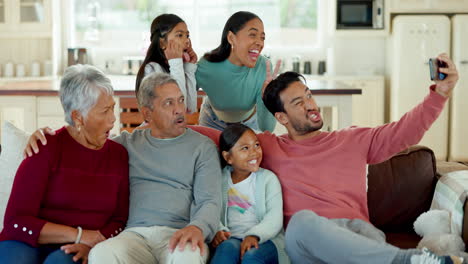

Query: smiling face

[223,129,263,176]
[77,91,116,149]
[277,81,323,138]
[162,22,190,52]
[144,82,187,139]
[227,18,265,68]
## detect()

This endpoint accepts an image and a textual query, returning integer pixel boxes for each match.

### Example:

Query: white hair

[137,72,178,110]
[59,64,113,126]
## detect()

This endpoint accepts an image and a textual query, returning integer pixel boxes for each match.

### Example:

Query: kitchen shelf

[333,29,389,37]
[20,2,39,7]
[0,31,51,38]
[0,76,56,82]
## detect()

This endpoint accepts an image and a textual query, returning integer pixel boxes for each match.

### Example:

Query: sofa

[1,120,468,251]
[367,145,468,249]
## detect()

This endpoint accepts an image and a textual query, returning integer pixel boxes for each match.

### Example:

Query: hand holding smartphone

[429,58,447,81]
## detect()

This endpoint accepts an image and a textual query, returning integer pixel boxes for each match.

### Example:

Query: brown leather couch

[367,145,468,249]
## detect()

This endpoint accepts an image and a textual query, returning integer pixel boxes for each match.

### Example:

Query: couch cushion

[0,121,30,231]
[385,232,421,249]
[431,170,468,238]
[367,145,437,234]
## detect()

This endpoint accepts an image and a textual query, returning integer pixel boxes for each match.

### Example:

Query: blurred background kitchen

[0,0,467,161]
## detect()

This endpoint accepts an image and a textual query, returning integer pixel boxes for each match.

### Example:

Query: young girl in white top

[210,123,289,264]
[135,13,198,113]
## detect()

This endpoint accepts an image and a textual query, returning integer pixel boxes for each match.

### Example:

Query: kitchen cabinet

[0,96,36,139]
[36,96,67,131]
[305,76,386,127]
[0,0,8,30]
[0,0,5,25]
[432,0,468,11]
[0,0,58,79]
[390,0,468,13]
[36,96,121,137]
[0,0,52,34]
[341,79,385,127]
[0,95,121,141]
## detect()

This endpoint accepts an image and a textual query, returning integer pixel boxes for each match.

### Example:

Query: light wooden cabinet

[390,0,430,12]
[0,0,58,79]
[0,96,37,139]
[306,76,386,128]
[431,0,468,11]
[0,0,9,30]
[390,0,468,12]
[36,96,66,130]
[0,95,121,141]
[341,79,385,127]
[0,0,52,34]
[0,0,5,25]
[36,96,121,137]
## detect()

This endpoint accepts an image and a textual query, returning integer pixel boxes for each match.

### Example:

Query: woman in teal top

[196,11,277,132]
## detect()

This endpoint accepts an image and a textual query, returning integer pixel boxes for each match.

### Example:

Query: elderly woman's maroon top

[0,127,129,247]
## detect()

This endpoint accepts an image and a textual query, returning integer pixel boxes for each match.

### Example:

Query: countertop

[0,75,362,96]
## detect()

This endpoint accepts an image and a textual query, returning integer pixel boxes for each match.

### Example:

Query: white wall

[330,36,387,76]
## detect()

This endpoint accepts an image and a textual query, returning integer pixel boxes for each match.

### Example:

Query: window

[71,0,321,70]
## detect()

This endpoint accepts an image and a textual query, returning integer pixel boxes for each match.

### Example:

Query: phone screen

[429,58,447,81]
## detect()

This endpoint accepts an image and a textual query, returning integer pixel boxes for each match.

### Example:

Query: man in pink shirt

[190,53,462,264]
[257,53,462,264]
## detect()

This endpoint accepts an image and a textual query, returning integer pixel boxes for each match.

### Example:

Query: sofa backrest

[367,145,438,233]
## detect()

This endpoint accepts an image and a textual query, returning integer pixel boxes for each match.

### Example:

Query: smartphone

[429,58,447,81]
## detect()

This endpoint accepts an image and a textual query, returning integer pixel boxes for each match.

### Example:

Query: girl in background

[211,123,289,264]
[135,14,198,113]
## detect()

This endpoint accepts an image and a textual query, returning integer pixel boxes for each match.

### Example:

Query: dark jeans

[210,238,278,264]
[0,240,79,264]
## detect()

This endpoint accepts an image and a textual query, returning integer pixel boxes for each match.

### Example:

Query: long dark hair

[135,14,184,94]
[219,123,253,168]
[203,11,261,62]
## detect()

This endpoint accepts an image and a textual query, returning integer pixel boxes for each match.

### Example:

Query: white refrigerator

[449,15,468,162]
[391,15,468,161]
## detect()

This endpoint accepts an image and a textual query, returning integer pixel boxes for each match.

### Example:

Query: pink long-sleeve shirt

[191,87,447,227]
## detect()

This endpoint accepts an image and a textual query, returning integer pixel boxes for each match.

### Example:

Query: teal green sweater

[196,56,276,132]
[218,167,290,264]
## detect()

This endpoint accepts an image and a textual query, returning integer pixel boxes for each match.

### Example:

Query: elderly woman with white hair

[0,65,129,264]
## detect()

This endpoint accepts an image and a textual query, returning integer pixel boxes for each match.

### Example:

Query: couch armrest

[431,170,468,243]
[368,145,437,233]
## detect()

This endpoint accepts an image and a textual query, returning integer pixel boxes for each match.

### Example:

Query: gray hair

[137,72,178,110]
[60,64,114,126]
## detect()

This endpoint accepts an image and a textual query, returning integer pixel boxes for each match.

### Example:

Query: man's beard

[290,117,323,135]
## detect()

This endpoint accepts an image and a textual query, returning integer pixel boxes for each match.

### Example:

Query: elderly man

[24,72,221,264]
[190,53,463,264]
[88,72,221,264]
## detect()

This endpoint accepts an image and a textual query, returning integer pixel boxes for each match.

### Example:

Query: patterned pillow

[431,170,468,236]
[0,121,30,231]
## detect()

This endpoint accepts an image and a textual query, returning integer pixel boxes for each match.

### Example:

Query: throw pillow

[431,170,468,237]
[0,121,30,231]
